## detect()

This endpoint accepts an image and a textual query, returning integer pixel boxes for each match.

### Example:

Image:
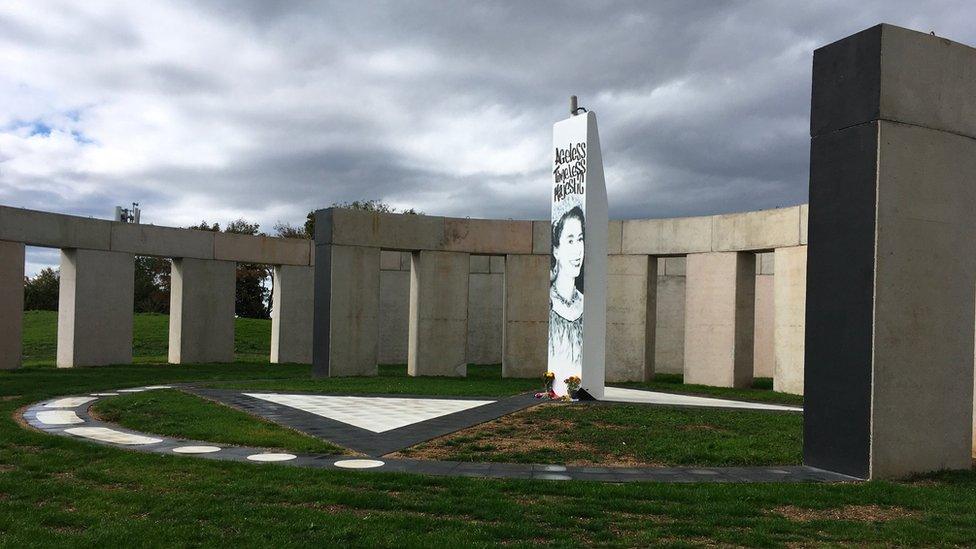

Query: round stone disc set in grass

[21,385,854,484]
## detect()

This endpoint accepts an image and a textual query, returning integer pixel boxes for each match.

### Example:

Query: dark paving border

[184,387,540,456]
[20,389,862,484]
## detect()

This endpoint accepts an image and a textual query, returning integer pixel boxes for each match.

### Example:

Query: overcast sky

[2,1,974,274]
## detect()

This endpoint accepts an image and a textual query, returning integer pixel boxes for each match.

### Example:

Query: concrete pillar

[57,249,134,367]
[467,255,504,364]
[606,255,656,382]
[773,246,806,395]
[0,241,25,370]
[502,254,548,378]
[270,265,313,364]
[805,25,976,479]
[753,253,775,378]
[654,257,685,374]
[683,251,755,387]
[168,258,235,364]
[378,251,409,365]
[312,245,380,377]
[408,250,469,377]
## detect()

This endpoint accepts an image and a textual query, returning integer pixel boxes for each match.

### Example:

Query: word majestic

[553,142,587,201]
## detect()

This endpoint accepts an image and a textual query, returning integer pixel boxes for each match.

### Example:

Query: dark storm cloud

[2,1,975,273]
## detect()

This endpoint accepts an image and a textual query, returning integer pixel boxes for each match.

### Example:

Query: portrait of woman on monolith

[548,201,585,391]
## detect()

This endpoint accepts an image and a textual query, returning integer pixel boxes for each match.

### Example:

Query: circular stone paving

[247,453,297,462]
[19,387,859,484]
[334,459,385,469]
[173,446,222,454]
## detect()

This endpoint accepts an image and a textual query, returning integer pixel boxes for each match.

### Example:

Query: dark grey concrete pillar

[312,244,380,377]
[804,24,976,479]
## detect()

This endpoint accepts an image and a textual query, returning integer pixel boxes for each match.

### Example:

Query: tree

[24,267,60,310]
[133,256,170,313]
[224,218,271,319]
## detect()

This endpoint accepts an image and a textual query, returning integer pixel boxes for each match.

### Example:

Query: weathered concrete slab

[408,251,469,376]
[112,223,214,260]
[683,252,755,388]
[378,270,409,364]
[380,250,402,271]
[774,246,806,395]
[503,254,549,378]
[799,204,809,245]
[0,241,24,369]
[489,255,505,274]
[443,218,532,254]
[608,221,623,254]
[712,207,801,252]
[0,206,111,250]
[214,233,310,266]
[316,208,446,251]
[654,273,685,374]
[312,245,380,377]
[469,255,490,274]
[531,220,550,255]
[753,274,774,378]
[606,255,656,382]
[662,256,686,276]
[622,216,712,255]
[168,258,235,364]
[57,249,134,367]
[756,251,775,275]
[271,265,313,364]
[467,272,503,364]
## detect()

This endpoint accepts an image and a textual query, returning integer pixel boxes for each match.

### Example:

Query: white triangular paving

[244,393,495,433]
[602,387,801,412]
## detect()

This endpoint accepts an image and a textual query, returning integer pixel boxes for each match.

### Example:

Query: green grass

[2,362,976,546]
[614,373,804,406]
[206,364,538,397]
[91,389,345,455]
[397,402,802,467]
[22,310,271,365]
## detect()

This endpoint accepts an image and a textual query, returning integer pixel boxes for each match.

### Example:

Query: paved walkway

[21,386,856,483]
[603,387,802,412]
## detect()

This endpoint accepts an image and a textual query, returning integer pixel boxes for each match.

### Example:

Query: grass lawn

[3,362,976,546]
[7,311,976,545]
[394,402,801,467]
[22,310,271,365]
[91,389,347,455]
[615,374,803,406]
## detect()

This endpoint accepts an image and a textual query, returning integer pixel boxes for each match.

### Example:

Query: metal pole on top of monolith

[548,97,608,399]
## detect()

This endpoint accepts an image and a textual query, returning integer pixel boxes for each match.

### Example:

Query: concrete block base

[271,265,314,364]
[502,254,549,378]
[683,252,755,388]
[169,258,235,364]
[0,241,24,369]
[57,249,134,367]
[408,251,469,377]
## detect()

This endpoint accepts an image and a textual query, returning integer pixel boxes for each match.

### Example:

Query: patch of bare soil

[0,395,22,401]
[389,405,663,467]
[772,504,920,523]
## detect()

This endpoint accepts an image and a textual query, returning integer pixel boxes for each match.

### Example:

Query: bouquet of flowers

[565,375,582,399]
[535,371,558,399]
